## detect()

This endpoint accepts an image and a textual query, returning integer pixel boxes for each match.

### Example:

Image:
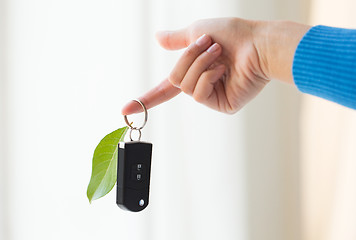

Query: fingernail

[207,43,220,53]
[195,34,209,46]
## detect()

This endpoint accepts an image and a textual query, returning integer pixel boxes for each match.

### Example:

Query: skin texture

[121,18,311,115]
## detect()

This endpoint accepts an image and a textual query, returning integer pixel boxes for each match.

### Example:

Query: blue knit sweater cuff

[293,25,356,109]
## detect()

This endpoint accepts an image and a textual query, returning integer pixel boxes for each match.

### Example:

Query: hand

[122,18,310,115]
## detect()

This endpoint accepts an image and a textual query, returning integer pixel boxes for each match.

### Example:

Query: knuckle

[193,92,205,103]
[165,32,174,49]
[225,101,241,114]
[180,82,192,95]
[168,72,180,87]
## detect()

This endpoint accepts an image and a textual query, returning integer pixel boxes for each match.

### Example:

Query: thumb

[155,29,190,50]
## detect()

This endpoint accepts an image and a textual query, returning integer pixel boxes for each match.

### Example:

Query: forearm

[293,25,356,109]
[253,20,356,109]
[253,20,311,84]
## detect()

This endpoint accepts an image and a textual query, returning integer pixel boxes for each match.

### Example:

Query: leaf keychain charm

[117,99,153,212]
[87,126,128,203]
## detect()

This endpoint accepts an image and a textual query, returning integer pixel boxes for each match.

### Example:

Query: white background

[0,0,307,240]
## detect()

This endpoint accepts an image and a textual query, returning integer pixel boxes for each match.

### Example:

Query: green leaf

[87,126,128,203]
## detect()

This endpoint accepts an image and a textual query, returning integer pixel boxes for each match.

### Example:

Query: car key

[117,99,153,212]
[117,141,152,212]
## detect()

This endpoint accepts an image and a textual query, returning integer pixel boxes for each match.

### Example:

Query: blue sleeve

[292,25,356,110]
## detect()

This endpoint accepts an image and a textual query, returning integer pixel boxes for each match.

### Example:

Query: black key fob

[116,141,153,212]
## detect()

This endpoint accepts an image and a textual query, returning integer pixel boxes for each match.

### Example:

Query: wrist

[252,20,311,84]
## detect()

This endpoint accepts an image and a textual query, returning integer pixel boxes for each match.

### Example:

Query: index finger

[121,78,181,115]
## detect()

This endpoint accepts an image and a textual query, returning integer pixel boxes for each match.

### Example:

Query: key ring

[123,99,148,141]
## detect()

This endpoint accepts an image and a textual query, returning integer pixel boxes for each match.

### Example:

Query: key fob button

[131,164,147,181]
[137,164,142,171]
[136,173,142,181]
